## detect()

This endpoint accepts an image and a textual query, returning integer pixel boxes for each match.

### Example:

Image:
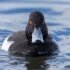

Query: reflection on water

[0,50,70,70]
[0,50,58,70]
[25,56,46,70]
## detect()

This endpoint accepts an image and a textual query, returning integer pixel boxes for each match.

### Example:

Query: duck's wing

[8,31,26,42]
[1,31,26,51]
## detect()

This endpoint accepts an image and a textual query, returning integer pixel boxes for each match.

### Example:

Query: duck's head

[25,11,48,43]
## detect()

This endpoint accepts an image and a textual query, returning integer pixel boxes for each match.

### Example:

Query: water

[0,0,70,70]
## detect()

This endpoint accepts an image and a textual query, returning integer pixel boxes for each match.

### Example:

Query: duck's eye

[29,20,32,25]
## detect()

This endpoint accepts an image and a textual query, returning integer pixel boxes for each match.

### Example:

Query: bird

[1,11,58,56]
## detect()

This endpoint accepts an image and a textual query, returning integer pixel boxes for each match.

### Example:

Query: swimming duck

[1,11,58,56]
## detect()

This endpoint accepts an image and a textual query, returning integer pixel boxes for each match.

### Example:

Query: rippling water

[0,0,70,70]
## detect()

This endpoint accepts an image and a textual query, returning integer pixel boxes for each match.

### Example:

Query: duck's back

[9,31,26,42]
[7,31,32,55]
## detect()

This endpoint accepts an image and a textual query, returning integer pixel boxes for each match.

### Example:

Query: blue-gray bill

[32,27,44,43]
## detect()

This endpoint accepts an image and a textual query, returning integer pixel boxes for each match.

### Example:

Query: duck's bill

[32,27,44,43]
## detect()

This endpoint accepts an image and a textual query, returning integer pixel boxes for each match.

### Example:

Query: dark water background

[0,1,70,70]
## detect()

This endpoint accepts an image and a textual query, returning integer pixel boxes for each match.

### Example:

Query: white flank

[1,36,14,51]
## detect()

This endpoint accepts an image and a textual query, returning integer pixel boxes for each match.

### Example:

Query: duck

[1,11,58,56]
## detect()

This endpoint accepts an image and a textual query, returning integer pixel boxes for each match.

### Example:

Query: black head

[25,11,48,43]
[29,11,44,28]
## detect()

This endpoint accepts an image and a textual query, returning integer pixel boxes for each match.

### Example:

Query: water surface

[0,1,70,70]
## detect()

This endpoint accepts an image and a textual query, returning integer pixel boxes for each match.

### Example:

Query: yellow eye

[29,20,32,25]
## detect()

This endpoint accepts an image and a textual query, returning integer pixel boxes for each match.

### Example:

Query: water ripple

[0,8,62,16]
